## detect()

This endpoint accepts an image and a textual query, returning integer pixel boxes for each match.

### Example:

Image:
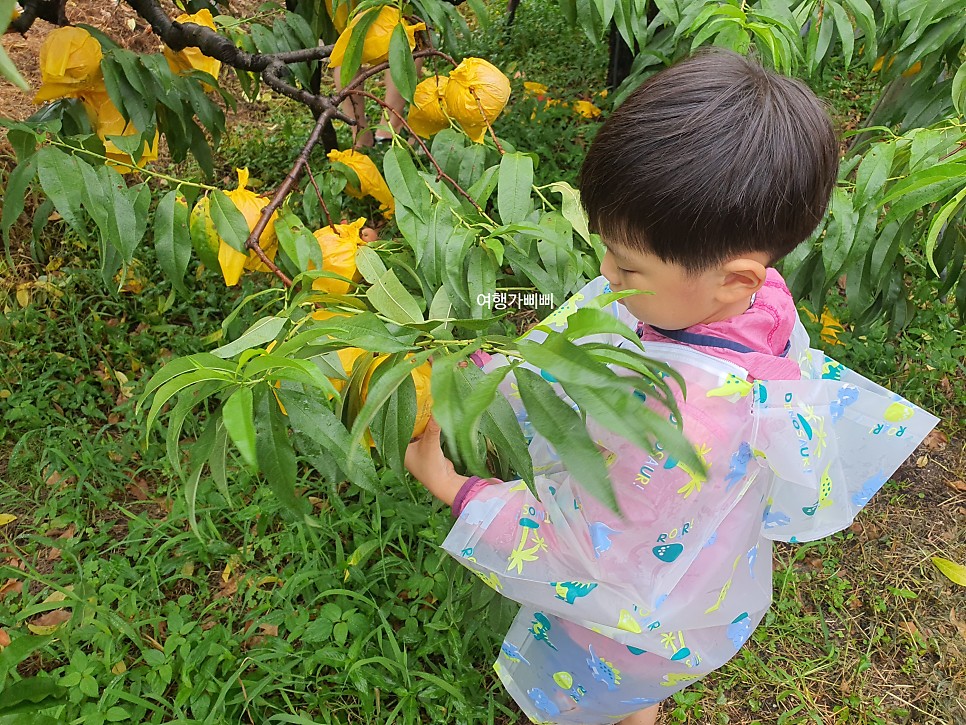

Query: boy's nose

[600,251,621,289]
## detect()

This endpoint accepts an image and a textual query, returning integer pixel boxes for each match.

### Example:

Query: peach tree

[0,0,701,544]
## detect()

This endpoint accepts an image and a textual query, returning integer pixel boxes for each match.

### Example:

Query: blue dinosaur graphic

[727,612,753,649]
[589,522,621,558]
[762,505,790,529]
[851,471,888,508]
[527,688,560,717]
[586,644,622,691]
[829,384,859,423]
[551,581,598,604]
[528,612,558,650]
[725,442,753,491]
[747,544,758,579]
[500,641,530,665]
[622,696,660,706]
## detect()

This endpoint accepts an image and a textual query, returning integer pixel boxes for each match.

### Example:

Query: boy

[406,49,938,724]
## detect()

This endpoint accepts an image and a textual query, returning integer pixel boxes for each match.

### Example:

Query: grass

[2,0,965,723]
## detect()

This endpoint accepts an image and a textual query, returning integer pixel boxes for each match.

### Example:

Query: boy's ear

[716,255,769,303]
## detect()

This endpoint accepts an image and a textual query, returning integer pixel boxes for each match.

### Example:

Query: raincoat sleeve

[754,321,940,542]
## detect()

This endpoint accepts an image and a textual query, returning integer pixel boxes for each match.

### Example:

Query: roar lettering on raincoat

[442,274,938,724]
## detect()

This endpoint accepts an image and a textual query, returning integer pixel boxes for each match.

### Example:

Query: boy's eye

[618,267,635,274]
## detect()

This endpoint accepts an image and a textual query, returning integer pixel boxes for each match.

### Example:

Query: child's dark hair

[579,48,839,272]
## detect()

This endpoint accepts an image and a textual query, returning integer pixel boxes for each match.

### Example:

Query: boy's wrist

[421,470,469,506]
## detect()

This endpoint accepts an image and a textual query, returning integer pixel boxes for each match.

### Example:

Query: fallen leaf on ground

[933,556,966,586]
[27,609,72,634]
[899,621,919,637]
[0,579,23,601]
[950,609,966,640]
[922,429,948,452]
[946,480,966,494]
[0,514,17,526]
[126,477,152,501]
[47,524,76,561]
[0,629,10,648]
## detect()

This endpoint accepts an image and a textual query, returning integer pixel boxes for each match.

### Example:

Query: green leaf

[466,246,496,320]
[154,190,191,296]
[0,675,66,716]
[366,268,424,324]
[184,416,218,538]
[243,355,340,398]
[0,635,52,681]
[208,418,231,503]
[497,152,534,225]
[138,353,235,406]
[458,144,487,190]
[0,23,29,91]
[827,1,854,67]
[355,245,388,284]
[388,22,417,104]
[442,228,476,312]
[478,381,534,485]
[222,386,257,469]
[1,155,36,263]
[932,556,966,586]
[428,354,467,460]
[454,365,514,477]
[881,164,966,222]
[554,307,644,349]
[209,190,252,253]
[548,181,592,243]
[467,165,499,208]
[368,362,417,480]
[952,61,966,117]
[515,367,615,510]
[348,349,433,451]
[35,147,88,239]
[339,7,382,86]
[212,316,287,358]
[822,187,857,283]
[840,0,876,61]
[853,140,895,203]
[281,312,416,354]
[430,129,466,179]
[276,210,322,273]
[281,390,379,492]
[924,186,966,277]
[255,386,310,517]
[417,203,455,288]
[144,368,234,438]
[383,145,431,220]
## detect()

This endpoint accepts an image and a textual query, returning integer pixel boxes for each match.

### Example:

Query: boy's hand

[405,417,468,506]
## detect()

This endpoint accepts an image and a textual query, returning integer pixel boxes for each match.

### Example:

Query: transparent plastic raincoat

[442,276,938,724]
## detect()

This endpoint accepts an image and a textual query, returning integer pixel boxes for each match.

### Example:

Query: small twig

[938,141,966,162]
[473,91,504,155]
[237,672,256,725]
[305,160,335,229]
[247,236,293,287]
[343,89,483,213]
[244,108,337,288]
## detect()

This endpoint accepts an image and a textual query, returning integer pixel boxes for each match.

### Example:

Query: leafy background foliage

[0,0,964,723]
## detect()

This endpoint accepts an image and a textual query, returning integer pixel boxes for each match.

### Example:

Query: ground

[1,2,965,724]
